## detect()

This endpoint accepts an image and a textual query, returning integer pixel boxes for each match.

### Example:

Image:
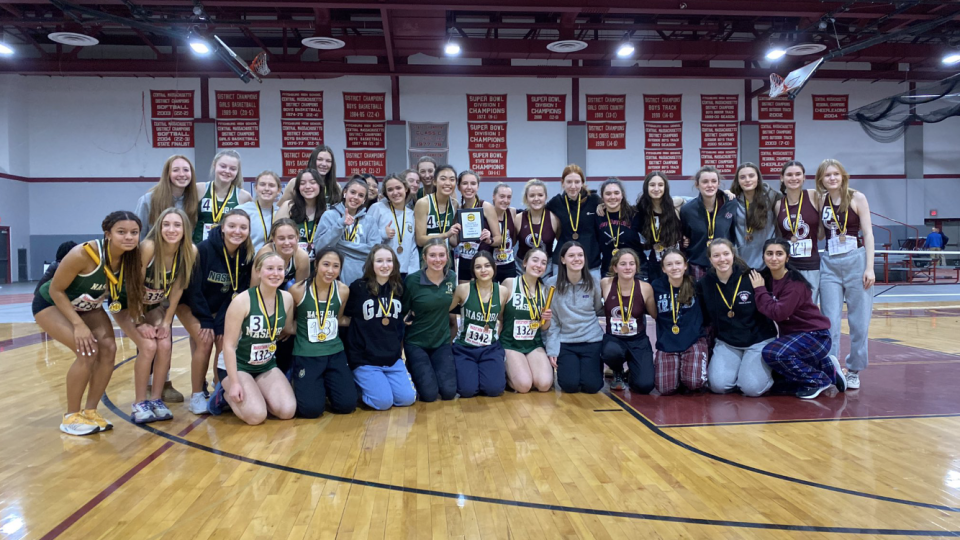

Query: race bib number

[789,238,813,258]
[71,293,105,312]
[202,223,214,241]
[494,247,515,264]
[611,317,638,337]
[512,319,537,341]
[827,233,854,255]
[143,287,165,305]
[249,342,275,365]
[308,314,338,343]
[464,323,493,347]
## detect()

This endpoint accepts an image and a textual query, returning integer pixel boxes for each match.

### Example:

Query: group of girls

[34,141,875,436]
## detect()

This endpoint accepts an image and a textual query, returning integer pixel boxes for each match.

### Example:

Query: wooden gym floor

[2,297,960,538]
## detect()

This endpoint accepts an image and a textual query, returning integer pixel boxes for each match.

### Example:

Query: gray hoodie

[542,274,605,357]
[316,203,380,285]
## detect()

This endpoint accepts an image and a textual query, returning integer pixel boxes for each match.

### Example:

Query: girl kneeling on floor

[650,249,708,395]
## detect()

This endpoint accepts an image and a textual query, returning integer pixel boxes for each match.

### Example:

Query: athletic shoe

[797,384,831,400]
[162,382,185,403]
[845,371,861,390]
[149,399,173,421]
[189,392,209,415]
[207,382,227,416]
[131,401,157,424]
[60,412,100,436]
[82,409,114,431]
[827,355,846,392]
[610,372,626,391]
[202,380,211,399]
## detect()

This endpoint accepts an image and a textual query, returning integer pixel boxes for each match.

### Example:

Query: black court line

[659,412,960,429]
[593,409,622,412]
[605,391,960,514]
[88,345,960,535]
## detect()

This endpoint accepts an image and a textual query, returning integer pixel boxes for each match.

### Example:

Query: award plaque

[459,208,484,241]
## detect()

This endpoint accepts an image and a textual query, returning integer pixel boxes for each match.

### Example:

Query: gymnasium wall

[0,73,957,280]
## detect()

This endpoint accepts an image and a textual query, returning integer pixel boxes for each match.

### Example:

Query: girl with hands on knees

[600,249,655,393]
[500,248,554,393]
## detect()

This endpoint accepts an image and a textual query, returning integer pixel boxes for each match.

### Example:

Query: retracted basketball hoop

[769,58,825,99]
[214,36,270,83]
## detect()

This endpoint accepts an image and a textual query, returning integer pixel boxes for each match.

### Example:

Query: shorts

[32,294,55,316]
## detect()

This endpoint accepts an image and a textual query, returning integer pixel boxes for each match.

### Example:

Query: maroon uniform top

[603,278,647,340]
[821,199,862,254]
[775,192,821,271]
[517,209,557,261]
[754,276,830,335]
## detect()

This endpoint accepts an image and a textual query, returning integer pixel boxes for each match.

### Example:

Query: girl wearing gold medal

[546,164,602,282]
[206,251,296,425]
[117,209,196,424]
[236,170,281,253]
[514,179,559,277]
[276,168,325,261]
[697,239,776,397]
[367,174,419,277]
[279,145,341,207]
[632,172,683,283]
[649,249,707,395]
[774,160,822,303]
[316,177,381,286]
[33,211,143,436]
[287,248,357,418]
[181,209,253,415]
[343,246,416,410]
[449,252,510,398]
[596,178,641,278]
[731,162,781,269]
[600,249,655,393]
[679,166,737,280]
[500,248,554,393]
[489,183,518,282]
[193,150,252,244]
[449,170,498,284]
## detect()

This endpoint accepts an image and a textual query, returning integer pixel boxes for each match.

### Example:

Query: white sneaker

[189,392,209,415]
[131,401,157,424]
[60,412,100,436]
[845,371,861,390]
[148,399,173,421]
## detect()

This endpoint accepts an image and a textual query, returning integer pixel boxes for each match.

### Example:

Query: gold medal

[268,344,277,353]
[790,235,798,242]
[530,321,540,330]
[655,244,664,253]
[109,301,121,313]
[745,233,753,242]
[727,310,735,318]
[483,324,490,331]
[671,325,680,335]
[382,317,389,326]
[611,248,619,256]
[839,234,847,243]
[232,292,238,300]
[572,233,579,240]
[318,333,327,341]
[397,246,404,254]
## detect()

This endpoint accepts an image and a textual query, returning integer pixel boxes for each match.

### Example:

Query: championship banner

[813,95,848,120]
[468,122,507,151]
[588,123,627,150]
[343,92,386,121]
[469,151,507,177]
[700,149,738,175]
[409,149,448,167]
[281,120,324,148]
[644,150,683,175]
[644,122,682,149]
[281,149,313,177]
[280,91,323,119]
[700,94,738,121]
[216,91,259,119]
[700,122,739,148]
[152,120,194,148]
[409,122,449,149]
[758,96,794,120]
[643,94,682,121]
[759,148,796,175]
[759,122,796,148]
[344,150,387,177]
[217,120,259,148]
[586,94,626,122]
[526,94,566,121]
[345,122,386,149]
[151,90,194,118]
[467,95,507,122]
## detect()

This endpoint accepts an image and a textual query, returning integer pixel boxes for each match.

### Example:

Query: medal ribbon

[564,195,582,237]
[715,275,743,314]
[745,198,753,235]
[650,215,661,246]
[827,197,848,236]
[222,246,240,295]
[211,185,235,224]
[105,244,124,304]
[390,204,406,247]
[377,286,395,319]
[520,277,543,321]
[161,248,180,298]
[255,201,270,240]
[312,280,333,332]
[787,191,804,238]
[526,210,546,248]
[475,281,494,326]
[344,214,362,242]
[607,210,622,250]
[705,199,718,240]
[431,194,451,234]
[255,286,280,342]
[617,279,635,324]
[669,283,680,328]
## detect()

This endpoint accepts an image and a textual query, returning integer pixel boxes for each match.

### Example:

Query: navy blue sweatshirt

[344,278,404,368]
[696,268,776,348]
[185,226,252,334]
[680,194,737,268]
[546,192,602,269]
[651,276,705,353]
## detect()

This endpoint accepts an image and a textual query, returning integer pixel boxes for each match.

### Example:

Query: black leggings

[601,334,655,394]
[292,352,358,418]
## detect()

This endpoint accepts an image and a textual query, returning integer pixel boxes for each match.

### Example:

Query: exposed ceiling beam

[381,7,395,72]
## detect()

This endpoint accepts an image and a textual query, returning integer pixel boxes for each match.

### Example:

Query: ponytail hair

[759,237,812,291]
[660,248,695,305]
[102,210,144,319]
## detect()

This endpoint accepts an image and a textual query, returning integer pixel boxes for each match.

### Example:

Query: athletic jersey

[500,277,546,354]
[603,278,646,341]
[234,288,287,375]
[776,192,821,271]
[454,280,502,348]
[457,198,486,261]
[38,240,108,312]
[297,218,318,260]
[822,199,863,254]
[426,194,454,238]
[517,209,557,261]
[493,213,517,267]
[283,257,297,290]
[294,280,344,357]
[194,182,241,244]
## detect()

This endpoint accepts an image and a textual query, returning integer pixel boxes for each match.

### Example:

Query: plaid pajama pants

[761,329,834,391]
[654,337,709,395]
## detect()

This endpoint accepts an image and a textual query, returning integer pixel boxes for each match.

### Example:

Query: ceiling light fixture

[444,41,461,56]
[943,51,960,65]
[765,47,787,61]
[0,43,12,56]
[616,33,635,58]
[189,39,210,54]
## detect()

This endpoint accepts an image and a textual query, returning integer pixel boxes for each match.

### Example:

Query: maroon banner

[643,122,682,149]
[759,122,796,148]
[527,94,566,121]
[343,150,387,177]
[468,122,507,150]
[281,91,324,119]
[759,148,796,175]
[812,94,848,120]
[466,94,507,122]
[700,122,739,148]
[700,94,738,121]
[152,120,194,148]
[469,150,508,177]
[644,150,683,175]
[281,149,314,177]
[345,122,386,149]
[585,94,626,122]
[151,90,194,118]
[216,120,260,148]
[700,149,738,175]
[281,120,324,148]
[343,92,386,121]
[643,94,682,122]
[215,91,259,119]
[758,96,794,120]
[587,123,627,150]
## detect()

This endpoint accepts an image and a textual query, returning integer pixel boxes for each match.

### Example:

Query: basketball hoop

[249,52,270,78]
[769,73,787,98]
[214,35,270,83]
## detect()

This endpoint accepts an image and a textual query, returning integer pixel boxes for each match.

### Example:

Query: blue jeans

[352,359,418,410]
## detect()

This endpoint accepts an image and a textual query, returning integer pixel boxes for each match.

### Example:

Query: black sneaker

[827,355,846,392]
[797,384,831,400]
[610,372,626,391]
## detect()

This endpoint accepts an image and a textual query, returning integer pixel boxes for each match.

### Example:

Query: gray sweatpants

[707,338,774,397]
[799,269,820,305]
[819,246,872,372]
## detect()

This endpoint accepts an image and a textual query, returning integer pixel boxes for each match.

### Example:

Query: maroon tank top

[821,198,862,253]
[603,278,646,339]
[517,209,557,260]
[775,191,821,270]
